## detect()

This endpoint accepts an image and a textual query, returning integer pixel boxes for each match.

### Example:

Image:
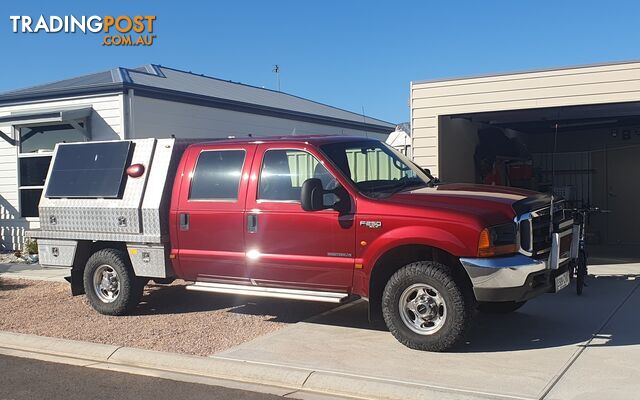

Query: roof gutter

[129,84,394,134]
[0,82,395,134]
[0,83,126,106]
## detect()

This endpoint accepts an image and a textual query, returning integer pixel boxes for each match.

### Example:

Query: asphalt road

[0,354,281,400]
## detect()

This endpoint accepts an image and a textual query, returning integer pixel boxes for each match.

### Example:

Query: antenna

[272,64,281,91]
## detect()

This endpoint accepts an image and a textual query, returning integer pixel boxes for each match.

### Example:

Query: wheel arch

[366,244,473,322]
[69,241,129,295]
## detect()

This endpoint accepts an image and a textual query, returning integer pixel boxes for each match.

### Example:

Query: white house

[0,64,394,250]
[385,124,411,157]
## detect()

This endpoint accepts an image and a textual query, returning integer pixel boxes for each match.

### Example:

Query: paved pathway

[0,263,67,282]
[216,261,640,400]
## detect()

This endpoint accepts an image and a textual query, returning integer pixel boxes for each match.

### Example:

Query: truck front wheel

[83,249,144,316]
[382,261,473,352]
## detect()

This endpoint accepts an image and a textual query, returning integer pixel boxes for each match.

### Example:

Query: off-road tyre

[382,261,473,352]
[478,301,527,314]
[83,248,145,316]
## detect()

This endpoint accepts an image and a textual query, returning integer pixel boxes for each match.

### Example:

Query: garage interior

[438,102,640,258]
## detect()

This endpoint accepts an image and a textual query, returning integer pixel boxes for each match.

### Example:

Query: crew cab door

[244,144,356,292]
[174,144,256,282]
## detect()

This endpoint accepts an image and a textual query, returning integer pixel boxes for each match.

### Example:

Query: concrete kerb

[108,346,312,389]
[0,331,120,363]
[0,330,512,400]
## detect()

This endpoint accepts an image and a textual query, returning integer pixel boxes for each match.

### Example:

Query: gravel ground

[0,277,335,356]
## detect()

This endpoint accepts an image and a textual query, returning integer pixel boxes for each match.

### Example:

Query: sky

[1,0,639,124]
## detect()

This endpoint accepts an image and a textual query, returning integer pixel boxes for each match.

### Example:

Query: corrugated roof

[0,64,395,130]
[2,70,118,97]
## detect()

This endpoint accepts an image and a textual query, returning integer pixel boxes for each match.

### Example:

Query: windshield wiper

[370,178,427,198]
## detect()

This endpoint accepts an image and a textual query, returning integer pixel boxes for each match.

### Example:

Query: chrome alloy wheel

[93,264,120,303]
[399,283,446,335]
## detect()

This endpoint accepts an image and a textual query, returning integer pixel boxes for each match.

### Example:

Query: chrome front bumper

[461,205,574,302]
[460,250,570,302]
[460,254,548,290]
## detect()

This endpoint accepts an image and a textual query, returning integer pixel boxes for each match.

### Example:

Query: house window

[17,122,87,217]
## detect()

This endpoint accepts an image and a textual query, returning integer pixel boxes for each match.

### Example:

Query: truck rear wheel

[83,249,144,316]
[382,261,473,352]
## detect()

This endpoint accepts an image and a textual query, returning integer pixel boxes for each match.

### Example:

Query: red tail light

[126,164,145,177]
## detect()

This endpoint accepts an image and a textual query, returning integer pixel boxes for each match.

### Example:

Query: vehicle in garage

[29,136,573,351]
[411,61,640,259]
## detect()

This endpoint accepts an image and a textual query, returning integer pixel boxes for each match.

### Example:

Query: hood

[385,183,548,226]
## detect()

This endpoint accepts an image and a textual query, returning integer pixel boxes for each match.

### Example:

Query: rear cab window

[176,143,257,212]
[189,150,246,201]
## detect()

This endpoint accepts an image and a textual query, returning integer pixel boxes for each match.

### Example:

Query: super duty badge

[360,220,382,229]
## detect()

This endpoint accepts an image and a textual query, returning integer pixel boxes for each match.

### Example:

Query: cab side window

[258,149,338,202]
[190,150,245,200]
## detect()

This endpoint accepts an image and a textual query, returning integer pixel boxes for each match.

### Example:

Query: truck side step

[185,282,349,303]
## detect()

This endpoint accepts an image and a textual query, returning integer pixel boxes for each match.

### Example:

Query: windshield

[320,140,431,198]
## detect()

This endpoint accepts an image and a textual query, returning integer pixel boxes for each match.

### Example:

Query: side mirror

[301,178,326,211]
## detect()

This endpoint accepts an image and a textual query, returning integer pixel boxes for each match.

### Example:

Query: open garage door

[439,102,640,255]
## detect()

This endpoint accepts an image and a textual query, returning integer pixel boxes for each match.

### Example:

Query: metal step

[185,282,349,303]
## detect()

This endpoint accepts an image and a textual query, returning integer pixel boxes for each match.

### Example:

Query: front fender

[364,225,474,268]
[353,223,478,297]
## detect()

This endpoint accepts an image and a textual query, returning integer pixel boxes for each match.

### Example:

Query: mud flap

[67,268,85,296]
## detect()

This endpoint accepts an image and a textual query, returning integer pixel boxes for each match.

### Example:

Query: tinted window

[20,189,42,218]
[20,157,52,186]
[258,150,337,201]
[45,141,131,198]
[190,150,245,200]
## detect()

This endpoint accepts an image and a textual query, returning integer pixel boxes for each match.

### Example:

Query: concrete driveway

[216,260,640,400]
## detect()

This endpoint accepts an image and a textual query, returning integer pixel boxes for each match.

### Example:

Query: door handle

[247,214,258,233]
[179,213,189,231]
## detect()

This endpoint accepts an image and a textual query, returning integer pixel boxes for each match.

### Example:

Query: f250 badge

[360,220,382,229]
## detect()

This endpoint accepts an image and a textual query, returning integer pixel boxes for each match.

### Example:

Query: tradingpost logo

[9,15,157,46]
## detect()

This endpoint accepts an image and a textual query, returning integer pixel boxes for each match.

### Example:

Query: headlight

[477,222,518,257]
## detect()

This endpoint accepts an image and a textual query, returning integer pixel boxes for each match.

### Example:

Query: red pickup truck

[30,136,573,351]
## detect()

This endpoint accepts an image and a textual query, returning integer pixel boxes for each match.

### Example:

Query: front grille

[518,202,573,258]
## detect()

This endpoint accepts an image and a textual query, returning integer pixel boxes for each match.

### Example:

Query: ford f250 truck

[29,136,573,351]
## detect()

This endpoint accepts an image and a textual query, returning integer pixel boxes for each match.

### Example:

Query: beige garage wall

[411,61,640,176]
